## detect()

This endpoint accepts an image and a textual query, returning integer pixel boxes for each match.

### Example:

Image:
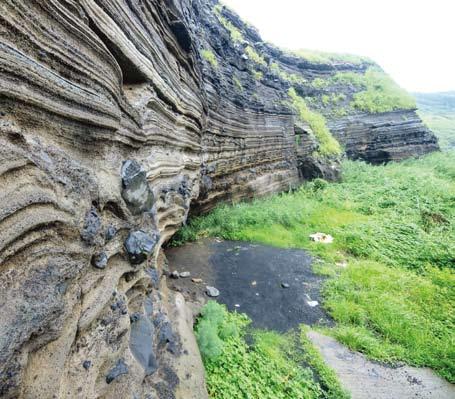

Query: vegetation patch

[350,68,416,113]
[215,11,244,43]
[292,49,372,65]
[176,151,455,382]
[270,62,306,85]
[196,301,347,399]
[245,46,267,66]
[415,91,455,150]
[253,70,263,81]
[288,88,342,157]
[202,49,218,69]
[233,76,243,92]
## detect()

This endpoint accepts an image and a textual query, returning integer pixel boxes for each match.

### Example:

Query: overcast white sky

[222,0,455,93]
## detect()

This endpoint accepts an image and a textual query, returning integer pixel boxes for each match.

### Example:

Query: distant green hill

[414,91,455,150]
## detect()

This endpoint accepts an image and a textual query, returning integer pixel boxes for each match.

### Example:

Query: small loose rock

[206,286,220,297]
[281,283,290,288]
[179,271,191,278]
[192,278,203,283]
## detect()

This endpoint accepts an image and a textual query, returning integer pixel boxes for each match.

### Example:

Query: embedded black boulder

[121,160,154,215]
[129,314,158,376]
[124,230,160,265]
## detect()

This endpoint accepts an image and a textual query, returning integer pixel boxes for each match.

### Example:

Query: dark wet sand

[166,239,331,331]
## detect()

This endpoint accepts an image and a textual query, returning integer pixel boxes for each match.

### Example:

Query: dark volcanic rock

[105,225,117,241]
[129,314,158,376]
[81,207,101,244]
[125,230,160,265]
[121,160,154,215]
[106,359,129,384]
[91,252,108,269]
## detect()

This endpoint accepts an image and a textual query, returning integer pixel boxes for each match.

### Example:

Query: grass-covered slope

[415,91,455,150]
[175,151,455,382]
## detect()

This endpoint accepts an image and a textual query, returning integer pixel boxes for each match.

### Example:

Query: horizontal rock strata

[0,0,438,398]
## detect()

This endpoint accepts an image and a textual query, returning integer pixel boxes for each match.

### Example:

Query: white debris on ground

[305,294,319,307]
[309,232,334,244]
[336,260,348,268]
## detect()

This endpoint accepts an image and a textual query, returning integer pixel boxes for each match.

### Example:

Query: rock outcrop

[0,0,438,398]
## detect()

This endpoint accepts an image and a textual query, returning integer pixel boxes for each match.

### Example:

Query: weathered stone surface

[0,0,438,397]
[121,160,155,215]
[125,230,160,265]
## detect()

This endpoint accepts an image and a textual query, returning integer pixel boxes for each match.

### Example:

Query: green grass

[252,70,263,81]
[195,302,347,399]
[216,12,244,43]
[288,88,342,157]
[270,62,307,85]
[176,151,455,382]
[329,68,416,113]
[352,68,416,113]
[292,49,372,65]
[202,49,218,69]
[245,46,267,66]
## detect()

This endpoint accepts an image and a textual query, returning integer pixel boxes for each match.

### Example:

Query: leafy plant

[288,88,342,157]
[196,303,343,398]
[201,49,218,69]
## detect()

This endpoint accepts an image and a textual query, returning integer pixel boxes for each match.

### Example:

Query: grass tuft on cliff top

[332,68,417,113]
[175,151,455,382]
[292,49,373,65]
[288,88,342,157]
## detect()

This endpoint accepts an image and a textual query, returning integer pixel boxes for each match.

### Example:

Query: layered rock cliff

[0,0,438,398]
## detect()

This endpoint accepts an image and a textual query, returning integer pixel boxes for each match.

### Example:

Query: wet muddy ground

[165,239,331,331]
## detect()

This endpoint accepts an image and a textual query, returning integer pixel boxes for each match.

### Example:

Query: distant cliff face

[0,0,438,398]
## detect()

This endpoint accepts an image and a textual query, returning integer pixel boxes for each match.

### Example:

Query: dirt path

[308,331,455,399]
[165,239,455,398]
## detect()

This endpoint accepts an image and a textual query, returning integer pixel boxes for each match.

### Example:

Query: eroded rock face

[0,0,438,398]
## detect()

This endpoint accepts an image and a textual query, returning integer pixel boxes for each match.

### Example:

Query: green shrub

[197,304,332,399]
[253,70,263,80]
[217,14,244,43]
[201,49,218,69]
[312,78,329,89]
[245,46,267,66]
[195,301,246,360]
[288,88,342,157]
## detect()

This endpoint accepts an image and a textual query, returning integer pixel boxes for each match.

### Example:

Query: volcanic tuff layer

[0,0,438,398]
